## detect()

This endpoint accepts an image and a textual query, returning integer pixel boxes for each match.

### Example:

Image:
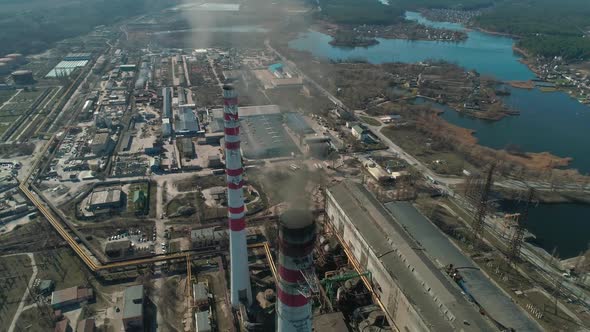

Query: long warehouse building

[326,181,510,332]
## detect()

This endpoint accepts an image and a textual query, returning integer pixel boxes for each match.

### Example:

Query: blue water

[288,12,590,257]
[289,12,590,173]
[500,201,590,259]
[441,89,590,172]
[290,12,535,82]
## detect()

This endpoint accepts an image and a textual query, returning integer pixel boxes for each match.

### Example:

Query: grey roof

[386,202,543,332]
[89,188,121,206]
[285,112,314,135]
[105,239,131,252]
[327,181,497,332]
[195,310,212,332]
[239,114,298,159]
[162,87,172,119]
[176,108,199,133]
[123,285,144,319]
[193,282,208,302]
[211,105,298,159]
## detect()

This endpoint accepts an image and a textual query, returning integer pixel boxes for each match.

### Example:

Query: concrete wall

[325,193,430,332]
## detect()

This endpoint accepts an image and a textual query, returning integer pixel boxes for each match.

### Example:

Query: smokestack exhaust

[223,84,252,307]
[277,210,316,332]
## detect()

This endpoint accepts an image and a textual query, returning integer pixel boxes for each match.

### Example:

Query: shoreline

[311,21,468,46]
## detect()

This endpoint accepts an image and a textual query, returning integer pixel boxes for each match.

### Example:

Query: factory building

[11,70,35,85]
[175,108,199,136]
[253,63,303,90]
[123,285,144,331]
[195,310,212,332]
[211,105,299,159]
[178,137,195,159]
[90,132,114,156]
[46,56,89,77]
[162,87,172,119]
[105,240,131,258]
[162,118,172,137]
[87,187,122,211]
[64,53,92,61]
[325,181,498,332]
[285,112,315,137]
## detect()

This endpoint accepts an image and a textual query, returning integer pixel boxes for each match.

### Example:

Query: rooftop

[46,60,89,78]
[193,282,208,302]
[175,108,199,133]
[327,181,496,331]
[51,286,93,306]
[105,239,131,252]
[195,310,212,332]
[89,188,121,206]
[162,87,172,118]
[285,112,314,135]
[212,105,298,159]
[92,132,111,145]
[385,202,542,331]
[123,285,144,320]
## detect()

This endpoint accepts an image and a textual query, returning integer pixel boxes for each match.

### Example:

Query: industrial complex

[1,1,589,332]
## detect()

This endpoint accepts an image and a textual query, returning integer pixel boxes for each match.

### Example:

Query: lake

[289,12,590,173]
[288,12,590,258]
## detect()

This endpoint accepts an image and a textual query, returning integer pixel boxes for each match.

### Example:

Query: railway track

[1,88,53,142]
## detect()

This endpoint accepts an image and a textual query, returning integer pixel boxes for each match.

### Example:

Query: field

[0,254,33,328]
[382,126,475,176]
[166,192,198,218]
[34,248,90,291]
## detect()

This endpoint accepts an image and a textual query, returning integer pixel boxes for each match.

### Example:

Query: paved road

[8,253,37,332]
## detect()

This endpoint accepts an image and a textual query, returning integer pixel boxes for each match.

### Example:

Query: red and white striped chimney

[277,210,316,332]
[223,84,252,307]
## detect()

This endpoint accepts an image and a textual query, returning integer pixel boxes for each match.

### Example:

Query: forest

[318,0,404,25]
[0,0,179,55]
[474,0,590,60]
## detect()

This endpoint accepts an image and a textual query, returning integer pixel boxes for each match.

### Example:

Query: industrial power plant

[2,1,590,331]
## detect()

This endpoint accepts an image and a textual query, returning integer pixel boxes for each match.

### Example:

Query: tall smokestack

[277,210,316,332]
[223,84,252,307]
